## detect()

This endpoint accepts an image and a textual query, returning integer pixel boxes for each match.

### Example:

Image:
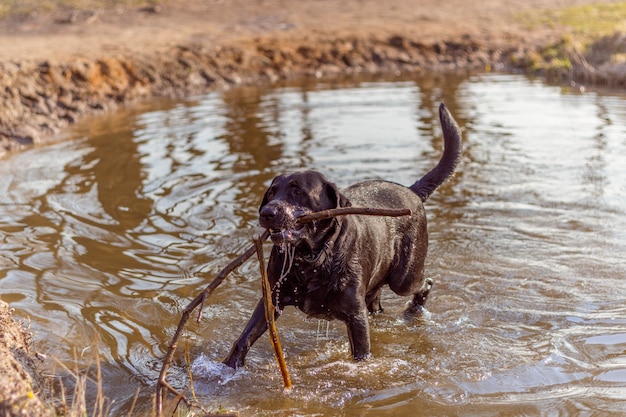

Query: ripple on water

[1,73,626,416]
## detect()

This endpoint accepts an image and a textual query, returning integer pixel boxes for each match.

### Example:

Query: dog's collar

[300,240,333,264]
[296,218,341,266]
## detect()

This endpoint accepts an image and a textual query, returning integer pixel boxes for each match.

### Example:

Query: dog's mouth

[268,224,305,245]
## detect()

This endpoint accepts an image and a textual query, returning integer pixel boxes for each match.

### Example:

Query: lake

[1,72,625,416]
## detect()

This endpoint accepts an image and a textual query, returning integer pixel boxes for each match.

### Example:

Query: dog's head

[259,171,350,246]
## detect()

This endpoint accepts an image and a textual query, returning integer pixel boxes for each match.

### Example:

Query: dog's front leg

[344,310,371,361]
[223,298,268,369]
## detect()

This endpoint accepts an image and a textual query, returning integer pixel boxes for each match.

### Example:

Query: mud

[0,301,50,416]
[0,35,510,152]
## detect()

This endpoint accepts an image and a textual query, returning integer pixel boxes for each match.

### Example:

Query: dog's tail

[410,103,462,202]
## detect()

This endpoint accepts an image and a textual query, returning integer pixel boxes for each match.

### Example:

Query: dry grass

[39,343,236,417]
[43,346,124,417]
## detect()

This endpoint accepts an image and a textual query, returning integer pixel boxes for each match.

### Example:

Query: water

[1,73,626,416]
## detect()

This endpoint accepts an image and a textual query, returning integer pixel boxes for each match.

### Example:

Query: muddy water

[1,73,626,416]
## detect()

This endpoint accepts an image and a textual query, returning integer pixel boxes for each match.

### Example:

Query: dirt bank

[0,300,51,416]
[2,0,625,157]
[0,0,625,415]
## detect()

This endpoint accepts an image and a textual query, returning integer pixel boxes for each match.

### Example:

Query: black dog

[223,103,462,368]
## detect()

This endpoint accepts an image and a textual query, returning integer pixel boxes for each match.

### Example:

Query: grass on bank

[0,0,158,18]
[517,2,626,83]
[522,2,626,37]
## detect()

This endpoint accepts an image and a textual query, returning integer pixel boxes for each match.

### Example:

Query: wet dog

[223,103,462,368]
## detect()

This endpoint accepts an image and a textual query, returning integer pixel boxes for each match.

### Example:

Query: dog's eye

[288,182,302,196]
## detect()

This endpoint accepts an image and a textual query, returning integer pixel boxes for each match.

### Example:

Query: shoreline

[1,0,624,159]
[0,33,514,155]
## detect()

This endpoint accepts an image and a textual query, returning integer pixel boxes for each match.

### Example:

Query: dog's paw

[402,302,432,322]
[353,352,372,362]
[368,306,384,315]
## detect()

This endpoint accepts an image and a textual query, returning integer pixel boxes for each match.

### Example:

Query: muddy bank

[0,300,51,416]
[2,0,625,157]
[2,31,625,157]
[0,33,510,155]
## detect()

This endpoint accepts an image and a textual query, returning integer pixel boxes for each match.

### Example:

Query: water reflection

[1,73,626,415]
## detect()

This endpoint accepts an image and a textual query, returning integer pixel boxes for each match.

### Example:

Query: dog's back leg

[366,287,384,314]
[404,277,433,316]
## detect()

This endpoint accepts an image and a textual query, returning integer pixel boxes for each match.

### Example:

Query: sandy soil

[0,0,576,61]
[0,0,623,415]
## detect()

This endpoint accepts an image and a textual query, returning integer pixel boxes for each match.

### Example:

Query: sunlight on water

[1,73,626,415]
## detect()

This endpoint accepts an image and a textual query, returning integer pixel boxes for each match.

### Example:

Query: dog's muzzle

[259,202,307,245]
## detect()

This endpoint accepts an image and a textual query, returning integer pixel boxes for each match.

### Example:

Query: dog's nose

[259,205,278,222]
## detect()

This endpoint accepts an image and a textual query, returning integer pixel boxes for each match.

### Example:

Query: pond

[1,72,626,416]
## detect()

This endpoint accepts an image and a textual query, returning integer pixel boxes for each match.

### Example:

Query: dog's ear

[325,181,351,208]
[260,190,269,211]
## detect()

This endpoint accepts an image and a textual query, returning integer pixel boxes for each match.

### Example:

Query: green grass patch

[515,2,626,81]
[552,2,626,37]
[0,0,157,18]
[519,2,626,40]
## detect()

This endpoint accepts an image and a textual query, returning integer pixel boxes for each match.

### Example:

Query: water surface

[1,73,626,416]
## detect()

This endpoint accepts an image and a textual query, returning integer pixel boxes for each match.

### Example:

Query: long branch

[297,206,411,223]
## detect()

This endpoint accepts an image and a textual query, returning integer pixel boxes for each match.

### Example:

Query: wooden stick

[297,207,411,223]
[155,230,270,416]
[254,236,292,389]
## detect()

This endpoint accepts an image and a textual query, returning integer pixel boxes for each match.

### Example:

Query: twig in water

[254,236,292,389]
